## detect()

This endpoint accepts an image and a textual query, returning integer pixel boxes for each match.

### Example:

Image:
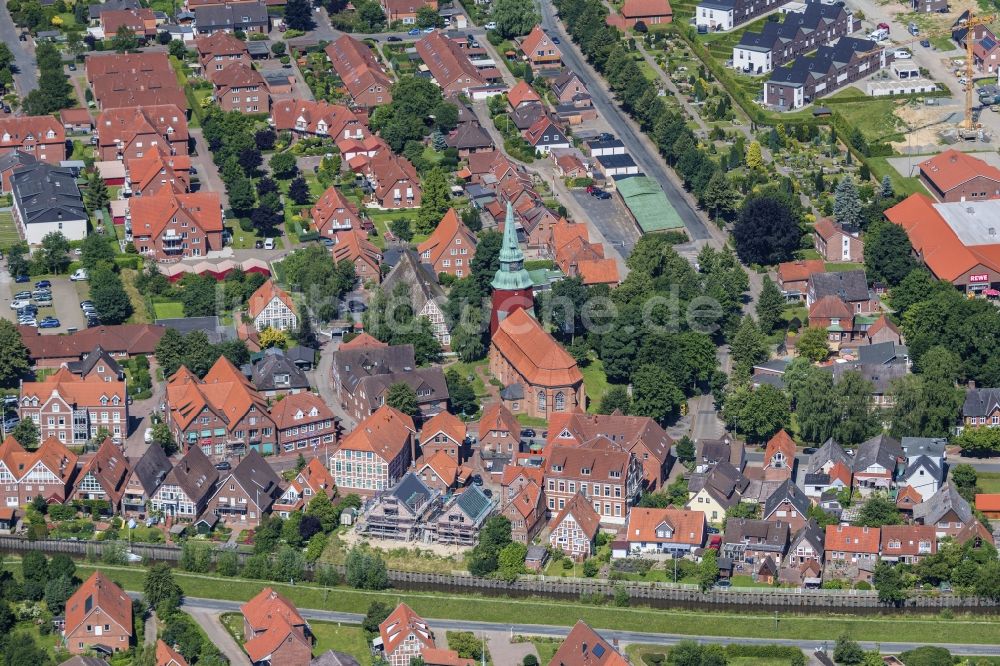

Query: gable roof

[550,621,629,666]
[491,308,583,387]
[777,259,825,284]
[380,603,435,656]
[241,586,306,632]
[130,440,172,495]
[417,208,477,267]
[790,519,825,558]
[621,0,673,18]
[156,639,189,666]
[270,98,366,137]
[11,163,85,225]
[964,387,1000,418]
[247,279,296,320]
[824,524,880,554]
[21,324,165,361]
[919,149,1000,194]
[763,479,810,519]
[78,438,130,504]
[325,35,393,104]
[414,32,486,91]
[810,270,870,303]
[853,434,902,473]
[21,368,126,413]
[0,115,65,150]
[162,446,219,505]
[507,80,542,108]
[129,191,223,240]
[625,507,705,545]
[244,614,311,663]
[65,571,133,638]
[546,412,672,467]
[549,492,601,539]
[420,410,466,446]
[897,484,923,509]
[338,405,414,463]
[331,229,383,273]
[270,391,335,431]
[382,250,448,322]
[222,449,282,511]
[453,485,494,523]
[96,105,188,152]
[807,438,851,474]
[66,345,125,379]
[764,429,796,468]
[519,25,559,58]
[913,482,973,526]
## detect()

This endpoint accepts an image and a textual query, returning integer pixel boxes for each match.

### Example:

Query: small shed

[194,513,218,534]
[340,507,359,526]
[60,108,94,133]
[247,40,271,58]
[95,160,127,186]
[0,507,17,532]
[757,556,777,584]
[525,545,549,571]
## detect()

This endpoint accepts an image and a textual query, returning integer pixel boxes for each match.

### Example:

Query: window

[537,391,546,412]
[554,392,565,411]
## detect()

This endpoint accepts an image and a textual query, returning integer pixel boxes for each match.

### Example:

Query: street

[0,5,38,96]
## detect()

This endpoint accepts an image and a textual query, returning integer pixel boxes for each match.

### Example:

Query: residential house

[362,152,422,209]
[95,105,189,162]
[86,52,187,110]
[852,434,902,495]
[156,639,189,666]
[814,217,864,263]
[784,519,825,570]
[332,337,448,422]
[507,81,542,109]
[548,219,620,286]
[419,410,465,462]
[825,524,880,569]
[211,62,269,114]
[193,2,269,34]
[977,493,1000,520]
[415,451,464,493]
[972,26,1000,73]
[776,259,825,300]
[913,482,973,538]
[247,280,297,332]
[121,442,171,516]
[621,0,673,27]
[415,32,487,95]
[918,149,1000,203]
[270,99,367,141]
[330,406,416,494]
[20,367,128,445]
[806,269,875,310]
[880,525,936,564]
[0,435,78,507]
[446,122,494,157]
[808,294,857,344]
[956,519,995,549]
[362,473,438,540]
[546,412,673,491]
[696,0,784,31]
[418,208,478,279]
[548,492,602,560]
[612,507,706,558]
[149,446,219,519]
[687,461,750,523]
[10,163,87,244]
[764,37,886,110]
[694,436,746,473]
[518,25,561,69]
[311,186,363,237]
[166,356,276,457]
[195,32,250,77]
[549,621,629,666]
[477,401,521,464]
[0,150,36,194]
[500,465,546,543]
[896,485,924,514]
[382,251,451,347]
[241,587,312,666]
[60,108,94,134]
[722,519,790,573]
[325,35,393,109]
[100,8,157,38]
[962,387,1000,429]
[63,572,132,654]
[865,315,902,346]
[129,191,223,261]
[0,116,66,165]
[330,229,384,285]
[898,455,944,501]
[125,151,192,197]
[431,485,495,546]
[544,439,644,525]
[22,324,165,369]
[205,449,282,527]
[88,0,141,21]
[271,391,336,457]
[762,429,796,481]
[65,346,125,383]
[377,603,435,666]
[70,438,129,512]
[551,70,594,110]
[761,479,809,532]
[381,0,437,23]
[489,308,585,420]
[524,115,570,155]
[827,343,909,408]
[732,3,855,74]
[273,458,336,518]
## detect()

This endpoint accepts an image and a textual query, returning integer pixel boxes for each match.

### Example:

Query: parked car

[10,299,29,310]
[521,428,536,438]
[485,21,497,29]
[552,36,560,44]
[347,299,367,313]
[263,238,275,250]
[215,461,232,471]
[254,240,264,249]
[387,35,402,42]
[422,27,434,32]
[70,268,88,281]
[408,27,421,35]
[34,280,50,289]
[921,39,931,47]
[593,189,611,200]
[894,49,912,59]
[14,275,29,283]
[13,291,30,300]
[3,418,19,431]
[38,317,60,329]
[18,318,36,327]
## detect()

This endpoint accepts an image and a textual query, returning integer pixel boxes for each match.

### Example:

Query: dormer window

[581,467,590,475]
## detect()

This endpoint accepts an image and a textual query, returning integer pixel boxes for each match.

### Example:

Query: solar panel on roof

[593,644,606,657]
[983,36,997,50]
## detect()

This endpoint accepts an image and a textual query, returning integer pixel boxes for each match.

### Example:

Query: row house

[825,524,880,573]
[125,150,191,198]
[247,279,297,332]
[543,439,643,526]
[547,219,621,287]
[722,518,790,574]
[686,461,750,523]
[362,472,438,540]
[765,37,888,110]
[0,435,78,507]
[195,32,251,77]
[0,150,36,194]
[478,401,521,465]
[129,191,223,261]
[120,441,172,516]
[211,63,270,114]
[0,116,66,165]
[330,405,416,494]
[417,208,478,279]
[69,438,129,513]
[546,411,673,491]
[500,465,546,544]
[22,323,165,370]
[20,368,128,446]
[331,229,384,285]
[852,434,903,495]
[419,410,466,462]
[429,485,495,546]
[63,572,132,655]
[205,449,282,527]
[193,2,269,35]
[785,519,825,569]
[325,35,393,109]
[96,105,189,162]
[382,251,451,348]
[311,186,363,237]
[166,356,276,458]
[241,587,312,666]
[271,99,367,141]
[880,525,936,564]
[100,8,157,39]
[814,217,864,263]
[612,507,706,558]
[697,0,785,32]
[332,336,448,423]
[271,392,336,457]
[274,457,337,517]
[762,478,811,533]
[548,492,601,561]
[149,446,219,519]
[414,32,489,96]
[733,3,855,74]
[86,52,187,111]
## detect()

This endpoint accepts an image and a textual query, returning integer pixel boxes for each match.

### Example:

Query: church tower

[489,202,534,336]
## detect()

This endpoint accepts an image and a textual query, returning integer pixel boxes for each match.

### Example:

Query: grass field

[0,212,20,247]
[121,268,151,324]
[531,638,560,664]
[977,471,1000,494]
[581,357,610,413]
[824,262,865,272]
[311,621,370,661]
[834,98,908,144]
[868,156,930,198]
[152,300,184,320]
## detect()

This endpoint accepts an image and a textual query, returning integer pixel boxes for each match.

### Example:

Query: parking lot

[568,189,641,256]
[0,269,88,333]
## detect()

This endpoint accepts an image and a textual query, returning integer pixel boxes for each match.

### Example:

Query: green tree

[446,368,478,417]
[269,151,298,180]
[698,548,719,591]
[887,373,963,439]
[855,495,902,528]
[111,24,139,52]
[834,635,865,665]
[897,647,953,666]
[283,0,316,30]
[730,316,768,379]
[598,385,632,415]
[833,175,863,229]
[797,326,830,362]
[84,172,110,213]
[755,277,785,334]
[722,383,789,443]
[180,274,218,317]
[386,382,418,416]
[873,562,908,605]
[745,141,763,170]
[676,435,695,464]
[37,231,70,274]
[90,264,134,325]
[491,0,539,37]
[416,168,450,234]
[144,563,182,614]
[792,366,837,443]
[733,195,801,266]
[216,550,239,577]
[955,426,1000,457]
[832,371,878,446]
[0,319,30,388]
[10,418,38,449]
[865,219,917,286]
[701,170,741,222]
[306,491,340,533]
[415,4,440,27]
[356,0,387,31]
[81,232,116,271]
[228,175,256,214]
[631,364,684,424]
[497,542,527,582]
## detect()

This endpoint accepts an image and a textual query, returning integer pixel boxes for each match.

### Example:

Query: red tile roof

[65,572,133,639]
[241,586,306,632]
[341,332,388,350]
[825,524,880,554]
[325,35,393,105]
[156,639,189,666]
[129,191,223,240]
[247,279,297,320]
[918,149,1000,195]
[270,392,335,432]
[20,324,165,361]
[421,647,475,666]
[414,32,486,92]
[764,429,796,468]
[976,493,1000,512]
[243,615,309,663]
[809,295,852,321]
[380,603,435,656]
[338,405,414,464]
[96,105,188,155]
[331,229,383,274]
[311,185,362,234]
[21,368,126,415]
[417,208,477,267]
[491,308,583,387]
[550,621,629,666]
[0,116,65,151]
[420,410,466,446]
[519,25,560,60]
[880,524,936,557]
[621,0,673,18]
[77,438,130,505]
[549,492,601,539]
[777,259,825,284]
[508,80,542,109]
[625,507,706,545]
[271,98,367,138]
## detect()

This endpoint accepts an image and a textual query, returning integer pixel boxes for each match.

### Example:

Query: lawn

[12,560,1000,645]
[0,212,20,247]
[581,357,610,413]
[311,621,370,662]
[445,359,490,402]
[152,299,184,320]
[229,223,263,249]
[121,268,152,324]
[530,638,560,664]
[824,262,865,272]
[516,414,548,427]
[867,156,930,198]
[977,471,1000,494]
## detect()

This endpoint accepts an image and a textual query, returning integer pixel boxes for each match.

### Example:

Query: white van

[263,238,275,250]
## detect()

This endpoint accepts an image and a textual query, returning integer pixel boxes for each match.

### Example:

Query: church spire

[491,202,533,291]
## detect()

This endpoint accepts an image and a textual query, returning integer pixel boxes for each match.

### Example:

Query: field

[311,621,370,661]
[0,211,21,247]
[977,471,1000,494]
[831,95,909,145]
[152,299,184,320]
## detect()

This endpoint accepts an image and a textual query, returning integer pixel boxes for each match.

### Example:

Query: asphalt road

[0,6,38,96]
[537,3,715,244]
[173,595,1000,657]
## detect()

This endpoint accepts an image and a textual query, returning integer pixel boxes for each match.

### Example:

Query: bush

[582,559,599,577]
[642,654,665,665]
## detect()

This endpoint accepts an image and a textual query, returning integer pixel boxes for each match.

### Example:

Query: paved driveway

[0,7,38,95]
[189,128,229,208]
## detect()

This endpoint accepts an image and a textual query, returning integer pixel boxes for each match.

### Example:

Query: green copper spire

[491,202,533,291]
